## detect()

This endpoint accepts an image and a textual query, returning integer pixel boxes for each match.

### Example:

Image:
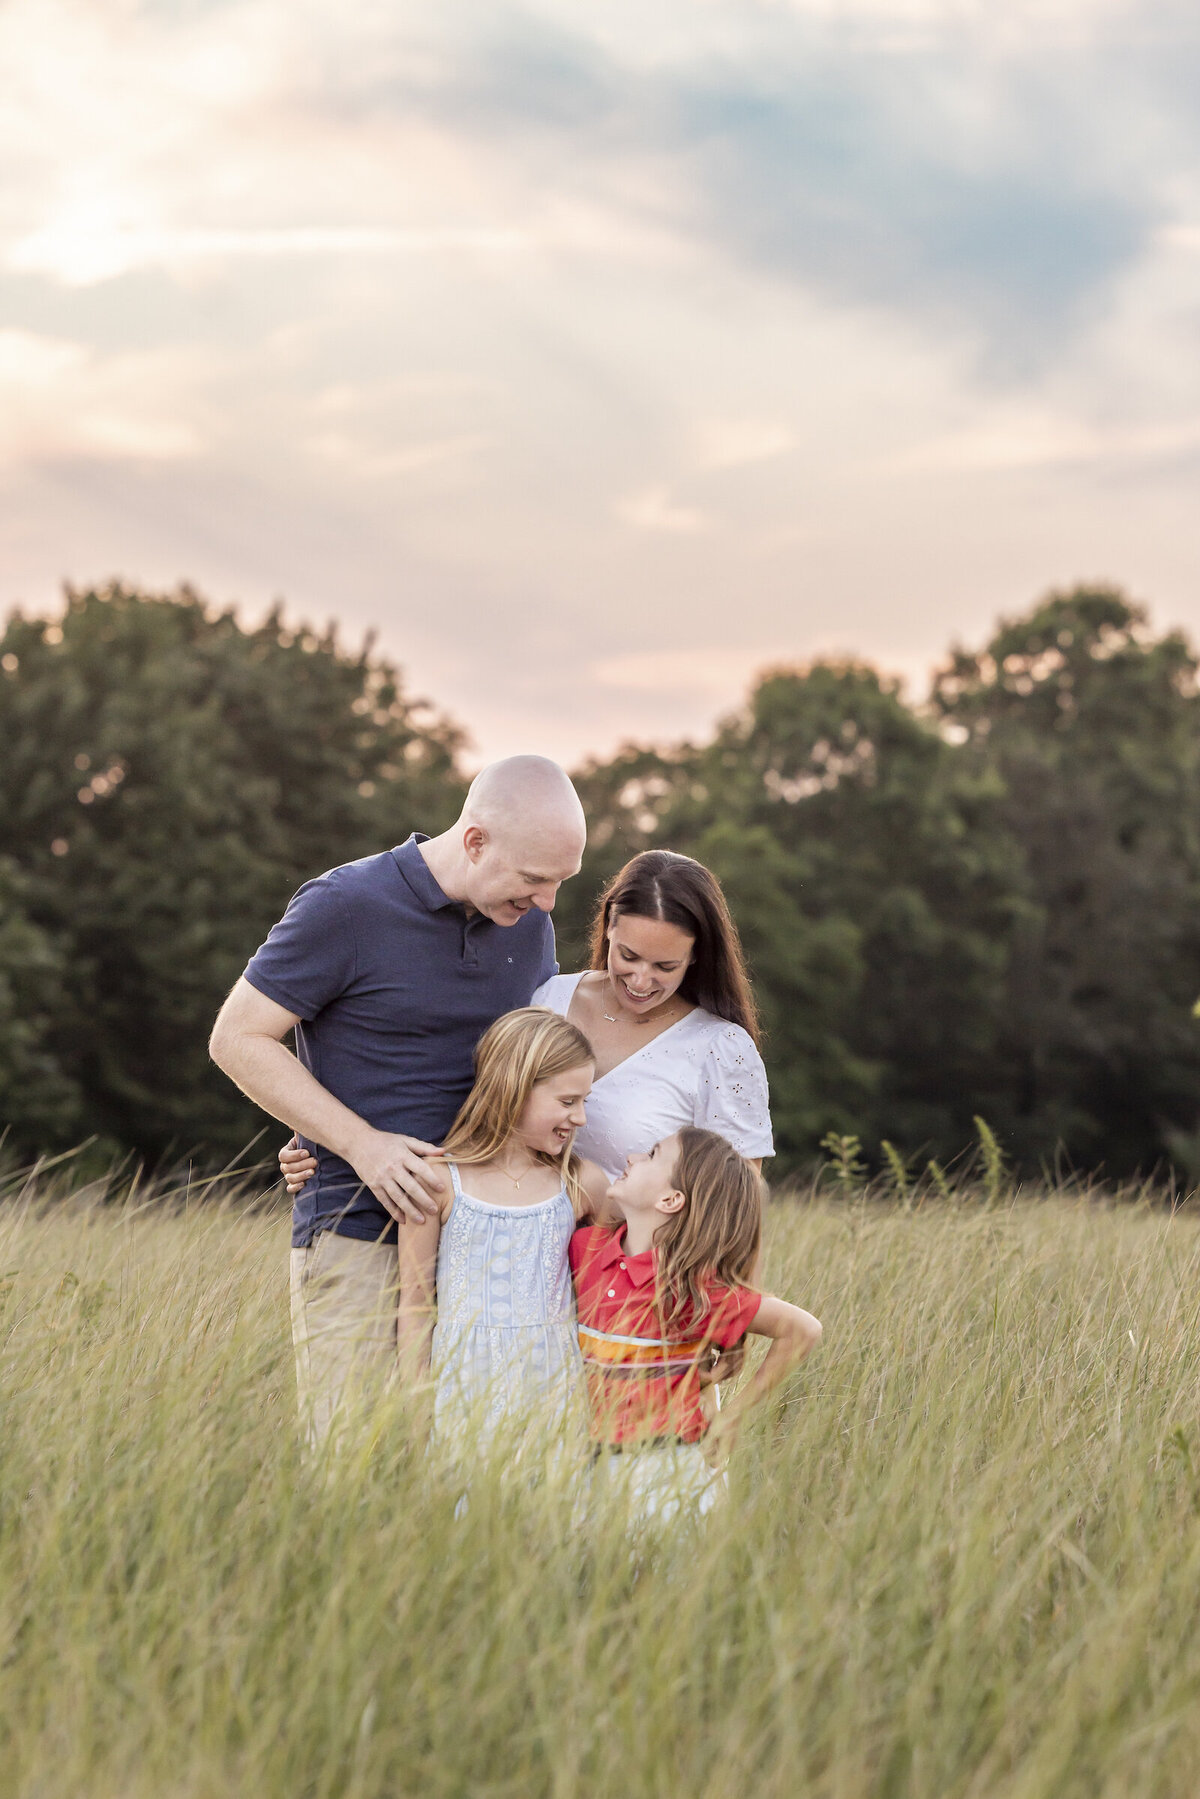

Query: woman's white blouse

[532,972,774,1180]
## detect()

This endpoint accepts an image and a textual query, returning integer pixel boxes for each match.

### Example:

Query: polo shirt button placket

[461,912,482,970]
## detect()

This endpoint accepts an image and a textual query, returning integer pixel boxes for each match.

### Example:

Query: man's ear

[463,824,487,861]
[655,1189,687,1217]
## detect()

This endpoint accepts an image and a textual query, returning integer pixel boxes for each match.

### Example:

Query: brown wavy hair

[654,1127,764,1329]
[440,1007,596,1217]
[588,850,760,1044]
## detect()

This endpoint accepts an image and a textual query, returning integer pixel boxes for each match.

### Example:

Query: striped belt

[578,1323,706,1374]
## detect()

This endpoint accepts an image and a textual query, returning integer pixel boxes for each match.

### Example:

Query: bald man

[209,755,586,1443]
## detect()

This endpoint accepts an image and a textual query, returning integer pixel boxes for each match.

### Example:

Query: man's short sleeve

[243,876,358,1021]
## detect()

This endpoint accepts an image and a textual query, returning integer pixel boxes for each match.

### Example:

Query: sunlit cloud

[616,487,709,534]
[3,0,1200,764]
[897,412,1200,473]
[0,329,84,387]
[1160,224,1200,251]
[303,430,491,479]
[697,419,797,470]
[7,224,531,287]
[0,330,205,466]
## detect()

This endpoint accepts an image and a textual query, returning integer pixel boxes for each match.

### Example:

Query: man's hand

[279,1139,317,1194]
[348,1126,447,1226]
[279,1133,448,1223]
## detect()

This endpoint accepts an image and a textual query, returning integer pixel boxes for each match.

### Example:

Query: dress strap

[445,1158,464,1202]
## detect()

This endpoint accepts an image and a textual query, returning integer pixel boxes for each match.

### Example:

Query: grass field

[4,1169,1200,1798]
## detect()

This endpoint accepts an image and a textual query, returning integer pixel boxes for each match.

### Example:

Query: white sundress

[430,1161,582,1451]
[532,972,775,1179]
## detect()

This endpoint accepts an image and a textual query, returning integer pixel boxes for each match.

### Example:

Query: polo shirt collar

[391,834,459,912]
[595,1225,657,1288]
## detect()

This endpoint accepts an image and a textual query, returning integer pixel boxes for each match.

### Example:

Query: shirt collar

[391,834,459,912]
[593,1226,657,1288]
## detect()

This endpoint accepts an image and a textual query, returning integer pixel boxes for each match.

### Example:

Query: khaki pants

[289,1230,400,1451]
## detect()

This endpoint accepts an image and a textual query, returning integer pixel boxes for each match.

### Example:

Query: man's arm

[209,978,442,1223]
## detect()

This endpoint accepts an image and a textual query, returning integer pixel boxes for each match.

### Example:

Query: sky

[3,0,1200,768]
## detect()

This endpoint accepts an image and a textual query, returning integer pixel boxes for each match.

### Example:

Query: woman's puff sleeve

[696,1024,774,1160]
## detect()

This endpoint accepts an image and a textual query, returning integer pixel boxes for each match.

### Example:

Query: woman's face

[516,1061,594,1155]
[604,911,695,1019]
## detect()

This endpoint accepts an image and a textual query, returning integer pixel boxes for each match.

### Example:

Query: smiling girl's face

[604,912,695,1019]
[607,1133,684,1214]
[515,1061,594,1156]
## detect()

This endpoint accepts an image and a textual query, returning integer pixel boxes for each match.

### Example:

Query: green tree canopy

[557,661,1026,1171]
[0,857,85,1153]
[0,582,465,1165]
[5,577,1199,1183]
[559,590,1200,1178]
[932,586,1200,1176]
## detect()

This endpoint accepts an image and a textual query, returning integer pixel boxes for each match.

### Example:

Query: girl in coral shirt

[571,1127,822,1524]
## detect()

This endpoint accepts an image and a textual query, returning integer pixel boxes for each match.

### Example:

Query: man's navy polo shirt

[243,834,558,1247]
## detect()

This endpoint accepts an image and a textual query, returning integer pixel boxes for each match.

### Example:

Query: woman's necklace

[602,978,676,1027]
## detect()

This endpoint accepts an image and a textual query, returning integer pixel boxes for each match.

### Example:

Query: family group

[209,755,822,1523]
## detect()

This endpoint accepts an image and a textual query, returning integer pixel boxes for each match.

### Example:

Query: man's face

[461,824,583,925]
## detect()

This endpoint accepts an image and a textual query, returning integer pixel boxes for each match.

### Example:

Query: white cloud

[1159,224,1200,252]
[738,0,1146,36]
[0,330,206,466]
[7,224,530,287]
[2,0,1200,765]
[897,411,1200,473]
[697,418,797,470]
[615,486,708,533]
[303,430,490,478]
[0,328,86,386]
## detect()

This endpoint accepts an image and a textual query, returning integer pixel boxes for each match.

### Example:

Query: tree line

[2,579,1199,1184]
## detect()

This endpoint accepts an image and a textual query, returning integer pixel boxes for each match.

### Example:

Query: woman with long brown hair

[532,850,774,1181]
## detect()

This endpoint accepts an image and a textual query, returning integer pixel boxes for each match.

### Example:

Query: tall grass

[3,1171,1200,1797]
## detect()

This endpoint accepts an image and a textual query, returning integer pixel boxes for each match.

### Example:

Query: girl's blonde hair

[441,1007,596,1216]
[654,1126,764,1328]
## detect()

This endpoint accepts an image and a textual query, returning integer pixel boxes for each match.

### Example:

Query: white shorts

[590,1441,727,1531]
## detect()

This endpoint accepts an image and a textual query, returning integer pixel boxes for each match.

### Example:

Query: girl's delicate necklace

[494,1154,538,1191]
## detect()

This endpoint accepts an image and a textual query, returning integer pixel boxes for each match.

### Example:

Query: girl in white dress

[394,1006,606,1454]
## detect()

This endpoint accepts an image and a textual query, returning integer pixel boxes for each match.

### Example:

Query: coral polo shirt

[569,1224,762,1445]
